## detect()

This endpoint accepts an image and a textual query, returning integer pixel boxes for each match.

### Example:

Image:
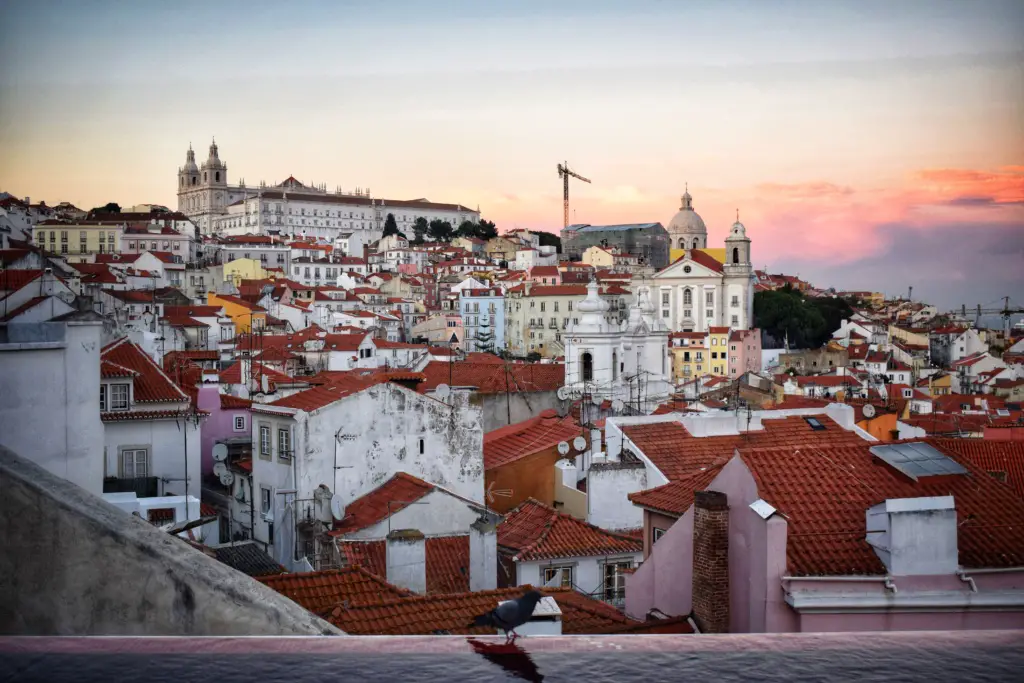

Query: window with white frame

[260,486,271,514]
[542,565,574,588]
[120,449,148,478]
[278,428,291,459]
[652,527,666,544]
[234,415,246,431]
[603,559,633,600]
[109,383,130,411]
[260,425,271,457]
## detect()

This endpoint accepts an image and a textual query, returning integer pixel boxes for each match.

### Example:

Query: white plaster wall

[343,488,484,540]
[387,536,427,593]
[519,552,642,595]
[103,417,202,503]
[0,323,105,496]
[586,464,647,531]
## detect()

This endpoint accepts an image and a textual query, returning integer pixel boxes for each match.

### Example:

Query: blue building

[459,287,505,353]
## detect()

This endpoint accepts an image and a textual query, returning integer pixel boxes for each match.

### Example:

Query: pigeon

[468,590,544,642]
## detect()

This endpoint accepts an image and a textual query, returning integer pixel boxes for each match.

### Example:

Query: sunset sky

[1,0,1021,309]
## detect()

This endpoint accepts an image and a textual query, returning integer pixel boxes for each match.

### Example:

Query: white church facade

[176,140,480,239]
[646,189,755,333]
[564,281,674,414]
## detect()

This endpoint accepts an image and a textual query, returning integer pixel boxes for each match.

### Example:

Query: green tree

[532,230,562,252]
[428,219,454,242]
[456,220,478,238]
[476,219,498,240]
[753,288,851,349]
[412,217,429,244]
[90,202,121,214]
[383,213,400,237]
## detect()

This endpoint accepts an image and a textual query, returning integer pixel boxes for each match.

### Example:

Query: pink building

[623,411,1024,632]
[527,265,561,286]
[728,328,762,378]
[194,383,252,477]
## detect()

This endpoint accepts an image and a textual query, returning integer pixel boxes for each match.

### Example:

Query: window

[120,449,148,478]
[278,428,291,459]
[804,417,826,431]
[706,292,714,306]
[712,352,718,359]
[581,352,593,381]
[568,301,573,311]
[732,247,739,264]
[147,507,175,524]
[260,425,271,457]
[261,486,271,514]
[661,291,670,306]
[542,565,574,588]
[683,289,692,305]
[419,438,425,455]
[110,383,130,411]
[652,527,666,544]
[603,560,633,600]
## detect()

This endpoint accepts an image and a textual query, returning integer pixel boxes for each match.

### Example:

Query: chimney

[691,490,729,633]
[386,529,426,594]
[866,496,957,575]
[469,517,498,591]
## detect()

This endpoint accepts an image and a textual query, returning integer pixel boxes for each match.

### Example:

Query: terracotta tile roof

[212,542,286,577]
[419,361,564,395]
[101,338,189,403]
[707,326,730,334]
[337,535,471,594]
[628,465,725,517]
[212,293,266,311]
[164,305,223,318]
[163,349,219,364]
[772,396,833,410]
[932,439,1024,500]
[161,315,206,328]
[621,414,869,481]
[666,249,723,273]
[220,394,252,410]
[265,374,385,412]
[0,269,46,292]
[254,345,299,362]
[498,499,641,562]
[738,441,1024,575]
[256,567,412,611]
[484,410,583,470]
[332,472,436,535]
[101,409,199,422]
[322,585,635,635]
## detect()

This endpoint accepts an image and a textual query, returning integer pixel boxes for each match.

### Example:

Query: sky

[0,0,1021,310]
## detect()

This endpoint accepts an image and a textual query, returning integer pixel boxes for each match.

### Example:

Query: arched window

[612,351,618,380]
[215,171,220,182]
[678,238,686,250]
[692,238,699,249]
[203,172,207,182]
[180,177,183,187]
[733,247,739,264]
[683,288,692,305]
[581,352,593,382]
[192,176,197,186]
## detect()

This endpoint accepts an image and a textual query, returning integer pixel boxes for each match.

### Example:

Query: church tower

[723,214,754,329]
[176,144,199,213]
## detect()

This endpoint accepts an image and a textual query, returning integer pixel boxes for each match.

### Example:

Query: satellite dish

[435,383,451,399]
[330,494,346,521]
[573,436,587,452]
[212,443,229,462]
[219,470,235,487]
[862,404,876,418]
[556,386,571,401]
[557,441,570,456]
[612,398,625,412]
[213,461,227,477]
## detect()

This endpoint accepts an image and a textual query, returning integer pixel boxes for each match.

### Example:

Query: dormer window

[100,383,131,412]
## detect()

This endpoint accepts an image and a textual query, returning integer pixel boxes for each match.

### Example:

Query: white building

[563,281,673,414]
[176,140,479,238]
[647,193,754,333]
[248,377,484,570]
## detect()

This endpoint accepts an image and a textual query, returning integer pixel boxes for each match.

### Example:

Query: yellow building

[668,246,725,266]
[207,292,266,333]
[34,220,123,263]
[669,332,707,381]
[581,245,615,269]
[223,258,269,288]
[706,326,730,376]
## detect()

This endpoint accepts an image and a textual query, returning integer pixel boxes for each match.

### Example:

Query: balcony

[102,476,159,498]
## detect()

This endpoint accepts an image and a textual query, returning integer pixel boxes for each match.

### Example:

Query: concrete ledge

[0,445,341,636]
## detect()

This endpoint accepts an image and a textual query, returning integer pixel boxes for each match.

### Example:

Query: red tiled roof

[498,499,641,562]
[101,409,199,422]
[256,567,412,611]
[484,410,583,470]
[265,374,385,411]
[419,361,563,395]
[332,472,435,535]
[212,293,266,311]
[931,439,1024,500]
[621,414,869,481]
[322,585,635,635]
[220,394,252,410]
[666,249,723,274]
[337,535,471,594]
[738,441,1024,575]
[772,396,833,410]
[707,326,730,334]
[101,338,189,403]
[164,305,223,318]
[219,361,295,391]
[0,269,44,291]
[628,465,724,517]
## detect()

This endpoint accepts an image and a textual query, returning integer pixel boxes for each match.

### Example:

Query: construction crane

[557,161,591,229]
[960,296,1024,333]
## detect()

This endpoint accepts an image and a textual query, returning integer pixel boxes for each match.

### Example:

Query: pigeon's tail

[468,612,495,628]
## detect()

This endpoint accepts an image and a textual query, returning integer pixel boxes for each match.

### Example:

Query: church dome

[666,189,707,238]
[577,280,608,314]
